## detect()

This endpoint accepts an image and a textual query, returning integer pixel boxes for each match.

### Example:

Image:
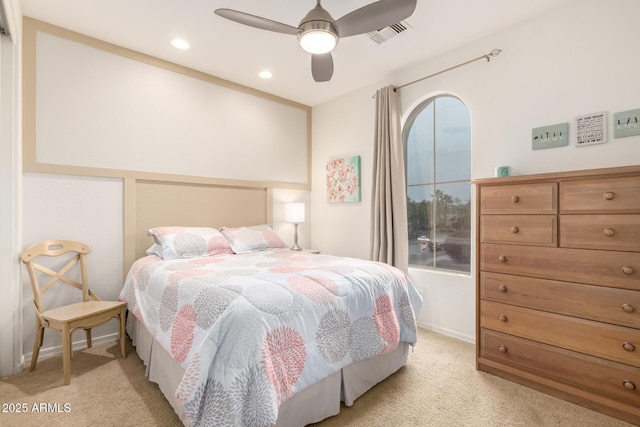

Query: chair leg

[30,321,45,372]
[119,308,127,358]
[61,324,72,385]
[85,328,92,349]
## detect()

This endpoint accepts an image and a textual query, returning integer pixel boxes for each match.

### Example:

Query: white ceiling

[20,0,573,106]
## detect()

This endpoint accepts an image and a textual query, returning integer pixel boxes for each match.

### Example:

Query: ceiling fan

[214,0,417,82]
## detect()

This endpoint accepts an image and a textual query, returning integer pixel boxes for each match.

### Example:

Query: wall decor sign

[532,123,569,150]
[326,155,361,203]
[613,108,640,138]
[576,111,607,146]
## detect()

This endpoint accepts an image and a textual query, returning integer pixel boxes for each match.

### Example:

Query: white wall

[271,188,312,251]
[398,0,640,178]
[310,0,640,343]
[35,31,308,184]
[311,86,379,260]
[22,174,124,356]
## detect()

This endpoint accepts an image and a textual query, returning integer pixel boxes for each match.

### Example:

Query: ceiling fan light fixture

[298,20,338,54]
[299,30,337,54]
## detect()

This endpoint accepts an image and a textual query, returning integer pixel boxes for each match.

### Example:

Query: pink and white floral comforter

[120,249,422,426]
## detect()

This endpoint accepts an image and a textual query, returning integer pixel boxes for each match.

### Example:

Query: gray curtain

[370,86,408,273]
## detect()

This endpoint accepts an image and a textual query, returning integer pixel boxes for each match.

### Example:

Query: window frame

[403,94,471,274]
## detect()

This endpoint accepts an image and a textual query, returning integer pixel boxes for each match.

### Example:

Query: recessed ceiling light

[171,38,190,50]
[258,70,273,79]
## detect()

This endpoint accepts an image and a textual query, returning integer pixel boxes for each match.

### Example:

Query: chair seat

[42,300,127,323]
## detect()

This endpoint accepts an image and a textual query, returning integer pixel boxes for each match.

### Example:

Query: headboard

[123,178,271,274]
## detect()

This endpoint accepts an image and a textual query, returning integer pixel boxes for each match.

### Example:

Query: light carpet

[0,328,632,426]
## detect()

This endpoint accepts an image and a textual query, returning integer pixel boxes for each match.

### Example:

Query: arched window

[404,95,471,273]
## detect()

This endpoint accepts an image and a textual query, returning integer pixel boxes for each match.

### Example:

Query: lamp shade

[285,203,305,223]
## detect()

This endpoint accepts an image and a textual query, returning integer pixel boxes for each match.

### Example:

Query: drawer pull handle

[499,345,507,353]
[511,195,520,203]
[498,285,507,293]
[499,314,508,322]
[603,191,615,201]
[622,304,635,313]
[511,226,519,234]
[623,380,636,391]
[622,266,635,275]
[498,255,508,262]
[603,228,615,237]
[622,342,636,352]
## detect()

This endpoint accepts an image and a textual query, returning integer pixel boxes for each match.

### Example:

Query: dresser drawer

[481,243,640,290]
[481,329,640,406]
[481,272,640,328]
[481,183,557,214]
[481,300,640,367]
[561,177,640,214]
[560,214,640,252]
[481,215,557,246]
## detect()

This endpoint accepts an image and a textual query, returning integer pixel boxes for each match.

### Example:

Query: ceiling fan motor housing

[298,2,336,27]
[297,3,339,54]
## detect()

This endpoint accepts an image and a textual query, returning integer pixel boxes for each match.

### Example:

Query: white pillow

[147,226,233,260]
[145,243,164,258]
[220,225,287,254]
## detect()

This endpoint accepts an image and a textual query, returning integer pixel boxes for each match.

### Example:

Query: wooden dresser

[474,165,640,424]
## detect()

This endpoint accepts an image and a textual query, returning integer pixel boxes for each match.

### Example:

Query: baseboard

[22,332,122,369]
[15,355,25,375]
[23,326,474,368]
[417,321,476,345]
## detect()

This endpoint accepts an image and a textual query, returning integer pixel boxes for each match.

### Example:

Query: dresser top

[472,165,640,186]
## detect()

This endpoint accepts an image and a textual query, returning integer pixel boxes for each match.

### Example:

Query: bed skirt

[127,315,409,426]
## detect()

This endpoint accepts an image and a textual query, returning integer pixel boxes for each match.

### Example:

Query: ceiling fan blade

[311,53,334,82]
[214,9,301,35]
[333,0,417,38]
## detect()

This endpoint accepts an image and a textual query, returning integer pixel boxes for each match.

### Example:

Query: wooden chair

[21,240,127,385]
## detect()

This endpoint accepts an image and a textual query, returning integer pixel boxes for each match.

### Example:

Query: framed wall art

[326,155,361,203]
[614,108,640,138]
[576,111,607,146]
[532,123,569,150]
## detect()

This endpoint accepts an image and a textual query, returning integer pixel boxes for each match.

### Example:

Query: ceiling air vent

[367,20,411,45]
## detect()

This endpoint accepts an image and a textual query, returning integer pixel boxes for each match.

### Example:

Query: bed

[119,182,422,426]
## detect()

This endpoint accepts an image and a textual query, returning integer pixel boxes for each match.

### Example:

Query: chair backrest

[21,240,98,313]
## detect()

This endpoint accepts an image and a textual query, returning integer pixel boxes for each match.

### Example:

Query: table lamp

[285,203,305,251]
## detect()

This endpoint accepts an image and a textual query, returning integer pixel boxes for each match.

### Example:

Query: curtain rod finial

[486,49,502,61]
